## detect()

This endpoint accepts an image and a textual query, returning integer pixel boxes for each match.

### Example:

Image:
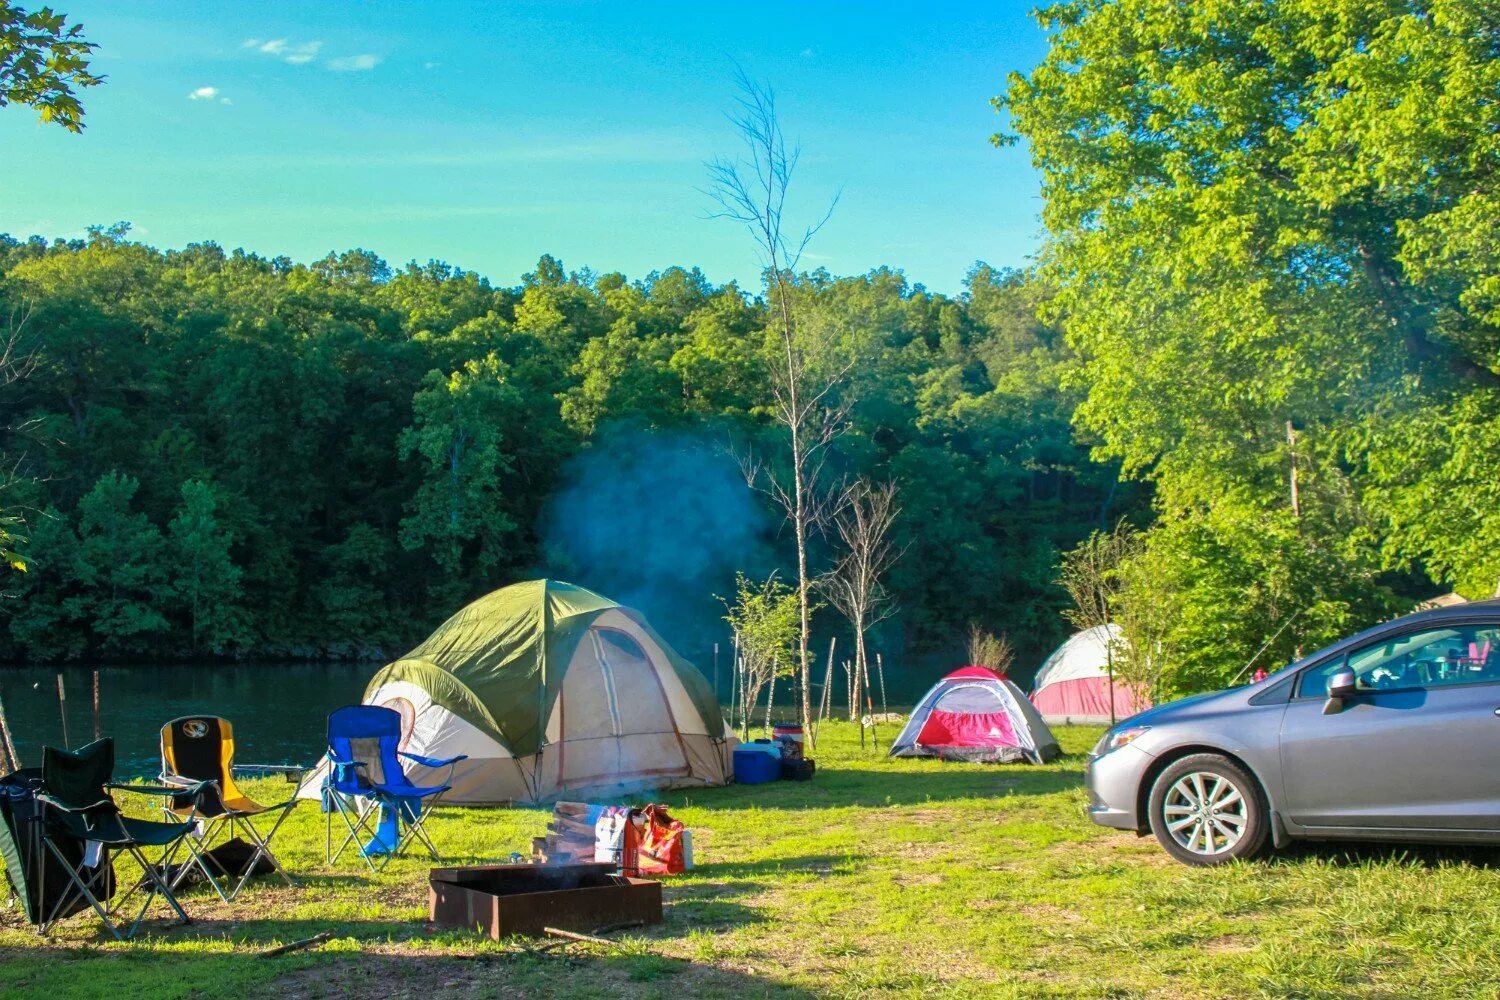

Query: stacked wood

[531,801,596,864]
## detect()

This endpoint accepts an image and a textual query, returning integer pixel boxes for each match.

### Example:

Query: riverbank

[3,722,1498,999]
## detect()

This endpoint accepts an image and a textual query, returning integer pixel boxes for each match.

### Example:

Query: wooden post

[864,657,879,751]
[92,669,101,741]
[0,691,17,772]
[56,673,71,749]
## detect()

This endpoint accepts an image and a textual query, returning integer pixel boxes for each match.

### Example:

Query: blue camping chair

[321,705,465,870]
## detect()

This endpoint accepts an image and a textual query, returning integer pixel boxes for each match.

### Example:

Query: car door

[1279,621,1500,832]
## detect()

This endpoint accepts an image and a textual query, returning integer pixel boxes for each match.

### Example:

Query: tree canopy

[0,232,1129,671]
[1002,0,1493,691]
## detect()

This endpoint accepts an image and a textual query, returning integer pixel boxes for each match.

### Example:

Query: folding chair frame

[323,754,458,872]
[37,782,202,942]
[162,785,299,902]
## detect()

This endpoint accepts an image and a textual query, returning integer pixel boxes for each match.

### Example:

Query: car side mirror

[1323,668,1357,715]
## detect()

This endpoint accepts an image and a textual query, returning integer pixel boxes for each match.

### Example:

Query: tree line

[0,230,1126,667]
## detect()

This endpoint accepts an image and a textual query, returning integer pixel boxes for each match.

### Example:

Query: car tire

[1147,753,1269,866]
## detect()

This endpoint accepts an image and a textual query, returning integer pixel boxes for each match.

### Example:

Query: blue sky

[0,2,1049,294]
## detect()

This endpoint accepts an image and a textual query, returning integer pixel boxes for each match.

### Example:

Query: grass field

[3,721,1499,999]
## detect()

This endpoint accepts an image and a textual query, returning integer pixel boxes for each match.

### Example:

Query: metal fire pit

[428,862,662,940]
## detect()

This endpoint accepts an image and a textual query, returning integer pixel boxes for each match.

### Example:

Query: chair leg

[119,844,190,939]
[172,816,233,903]
[228,803,299,899]
[329,793,379,871]
[40,839,119,940]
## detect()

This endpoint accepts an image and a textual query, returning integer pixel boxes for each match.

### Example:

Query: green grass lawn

[3,722,1499,999]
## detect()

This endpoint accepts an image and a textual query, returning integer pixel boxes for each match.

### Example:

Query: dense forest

[3,0,1495,701]
[0,230,1129,675]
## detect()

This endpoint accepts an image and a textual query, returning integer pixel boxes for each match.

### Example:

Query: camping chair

[159,716,301,901]
[321,705,465,871]
[34,738,205,940]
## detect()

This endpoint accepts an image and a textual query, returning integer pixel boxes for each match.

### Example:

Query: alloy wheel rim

[1163,771,1247,856]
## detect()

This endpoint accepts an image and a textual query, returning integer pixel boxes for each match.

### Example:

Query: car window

[1297,624,1500,698]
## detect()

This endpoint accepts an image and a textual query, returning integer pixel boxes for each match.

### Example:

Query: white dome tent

[1029,624,1152,726]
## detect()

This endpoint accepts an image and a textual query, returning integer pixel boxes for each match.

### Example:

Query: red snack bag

[637,804,686,876]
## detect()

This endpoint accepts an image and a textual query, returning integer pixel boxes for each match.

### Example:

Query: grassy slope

[2,722,1498,999]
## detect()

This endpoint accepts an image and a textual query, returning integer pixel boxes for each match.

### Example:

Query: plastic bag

[637,804,687,876]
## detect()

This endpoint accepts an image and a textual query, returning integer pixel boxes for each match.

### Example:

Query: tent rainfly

[1029,624,1152,726]
[889,666,1060,764]
[299,580,734,805]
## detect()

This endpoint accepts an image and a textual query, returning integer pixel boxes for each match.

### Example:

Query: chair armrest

[36,792,114,813]
[158,772,218,789]
[325,751,367,768]
[107,781,212,799]
[400,751,468,768]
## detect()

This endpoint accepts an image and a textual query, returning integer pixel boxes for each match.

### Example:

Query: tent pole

[712,642,720,704]
[92,669,101,741]
[864,655,878,751]
[876,652,888,717]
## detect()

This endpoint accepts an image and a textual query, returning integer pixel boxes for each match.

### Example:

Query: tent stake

[56,673,70,749]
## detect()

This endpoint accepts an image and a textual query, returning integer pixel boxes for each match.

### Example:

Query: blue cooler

[733,746,781,784]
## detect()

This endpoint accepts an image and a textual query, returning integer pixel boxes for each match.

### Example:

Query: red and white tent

[1030,624,1152,725]
[889,666,1060,764]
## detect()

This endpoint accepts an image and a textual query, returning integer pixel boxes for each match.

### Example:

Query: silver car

[1086,601,1500,864]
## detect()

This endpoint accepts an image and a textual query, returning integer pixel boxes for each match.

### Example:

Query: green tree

[721,573,800,740]
[399,354,526,586]
[999,0,1460,683]
[68,472,169,654]
[0,2,101,132]
[167,479,248,654]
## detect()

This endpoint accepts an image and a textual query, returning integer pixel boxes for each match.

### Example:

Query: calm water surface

[0,659,927,780]
[0,661,372,777]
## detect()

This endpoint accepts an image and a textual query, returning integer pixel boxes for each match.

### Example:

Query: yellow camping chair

[159,716,300,901]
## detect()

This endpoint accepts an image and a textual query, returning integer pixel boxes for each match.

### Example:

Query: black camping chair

[36,738,207,940]
[1,767,114,931]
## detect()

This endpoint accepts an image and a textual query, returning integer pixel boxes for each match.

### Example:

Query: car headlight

[1094,725,1150,756]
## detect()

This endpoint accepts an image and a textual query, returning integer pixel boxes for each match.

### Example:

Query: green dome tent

[301,580,734,804]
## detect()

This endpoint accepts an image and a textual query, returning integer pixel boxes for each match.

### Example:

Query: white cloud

[220,97,232,105]
[423,61,439,70]
[328,53,379,72]
[247,38,322,65]
[188,86,219,101]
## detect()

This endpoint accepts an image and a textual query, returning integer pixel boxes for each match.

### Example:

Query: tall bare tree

[1057,520,1142,724]
[821,480,901,723]
[708,71,846,747]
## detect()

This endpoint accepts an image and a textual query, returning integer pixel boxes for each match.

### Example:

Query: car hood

[1123,686,1249,726]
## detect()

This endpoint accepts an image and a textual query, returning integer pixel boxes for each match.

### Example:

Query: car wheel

[1147,753,1269,866]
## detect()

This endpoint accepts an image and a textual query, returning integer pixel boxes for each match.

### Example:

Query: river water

[0,661,372,778]
[0,658,926,780]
